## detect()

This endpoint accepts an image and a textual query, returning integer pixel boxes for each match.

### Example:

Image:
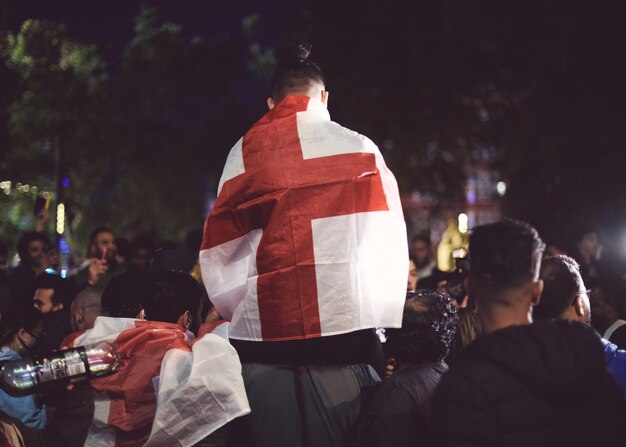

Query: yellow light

[458,213,469,234]
[23,185,30,192]
[56,203,65,235]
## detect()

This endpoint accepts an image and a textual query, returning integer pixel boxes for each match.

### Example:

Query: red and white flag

[66,317,250,447]
[200,95,408,342]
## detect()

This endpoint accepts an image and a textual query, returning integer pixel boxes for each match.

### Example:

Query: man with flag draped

[200,41,408,447]
[64,272,250,447]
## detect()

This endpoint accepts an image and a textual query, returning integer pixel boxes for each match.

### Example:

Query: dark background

[1,0,625,266]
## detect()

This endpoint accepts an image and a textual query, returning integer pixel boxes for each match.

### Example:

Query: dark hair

[0,307,44,347]
[115,237,132,261]
[535,255,582,320]
[34,272,76,307]
[270,41,325,102]
[593,283,624,317]
[142,271,202,324]
[385,289,459,363]
[570,223,597,245]
[89,227,114,245]
[101,271,149,318]
[411,234,431,246]
[469,219,545,295]
[16,231,50,263]
[446,307,481,365]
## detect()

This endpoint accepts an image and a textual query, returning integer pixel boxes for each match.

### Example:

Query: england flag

[65,317,250,447]
[200,95,408,341]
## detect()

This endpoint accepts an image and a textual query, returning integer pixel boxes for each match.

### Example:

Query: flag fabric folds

[200,95,408,342]
[66,317,250,447]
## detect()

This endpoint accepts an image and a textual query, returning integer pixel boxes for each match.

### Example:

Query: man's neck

[478,302,533,335]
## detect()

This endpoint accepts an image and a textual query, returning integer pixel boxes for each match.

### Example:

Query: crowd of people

[1,41,625,446]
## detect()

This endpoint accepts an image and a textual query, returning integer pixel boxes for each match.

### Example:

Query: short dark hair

[142,271,202,324]
[89,227,114,245]
[0,307,43,347]
[16,231,50,263]
[34,273,76,307]
[101,271,149,318]
[535,255,582,320]
[270,41,325,102]
[469,220,545,296]
[385,289,459,363]
[570,223,597,245]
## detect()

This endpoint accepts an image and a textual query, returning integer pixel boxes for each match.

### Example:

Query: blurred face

[27,240,48,268]
[412,240,431,268]
[14,322,43,356]
[407,259,418,291]
[131,248,151,271]
[33,288,62,313]
[577,232,599,261]
[92,231,117,260]
[589,287,615,331]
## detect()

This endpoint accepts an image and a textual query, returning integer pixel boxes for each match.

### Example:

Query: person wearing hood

[430,220,625,447]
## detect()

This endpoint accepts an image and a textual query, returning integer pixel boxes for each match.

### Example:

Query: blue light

[59,237,71,254]
[62,178,70,188]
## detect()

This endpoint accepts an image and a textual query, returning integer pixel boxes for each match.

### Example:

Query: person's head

[87,227,117,261]
[142,271,203,333]
[411,234,433,268]
[535,255,590,324]
[589,284,623,334]
[130,236,154,272]
[71,286,105,332]
[544,242,568,258]
[467,220,545,332]
[571,224,600,264]
[100,271,148,318]
[385,289,459,364]
[0,307,44,356]
[268,41,327,109]
[114,237,131,267]
[16,231,50,270]
[33,273,75,313]
[0,241,8,271]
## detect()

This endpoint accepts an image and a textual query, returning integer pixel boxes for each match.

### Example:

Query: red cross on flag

[200,95,408,341]
[65,317,250,447]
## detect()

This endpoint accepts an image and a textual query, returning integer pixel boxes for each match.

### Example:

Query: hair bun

[281,40,313,64]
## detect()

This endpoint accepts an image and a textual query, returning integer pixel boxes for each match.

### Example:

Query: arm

[16,383,95,447]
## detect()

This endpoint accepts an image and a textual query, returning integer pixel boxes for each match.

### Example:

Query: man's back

[431,320,625,447]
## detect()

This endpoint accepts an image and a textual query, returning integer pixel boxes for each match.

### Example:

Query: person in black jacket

[355,289,458,447]
[430,220,625,447]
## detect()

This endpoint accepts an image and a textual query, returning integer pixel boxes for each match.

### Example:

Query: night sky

[3,1,626,267]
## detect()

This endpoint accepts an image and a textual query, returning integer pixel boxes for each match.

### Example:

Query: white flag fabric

[200,95,408,342]
[66,317,250,447]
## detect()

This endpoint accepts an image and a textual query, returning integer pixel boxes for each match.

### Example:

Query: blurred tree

[81,5,245,242]
[0,6,249,256]
[0,19,104,249]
